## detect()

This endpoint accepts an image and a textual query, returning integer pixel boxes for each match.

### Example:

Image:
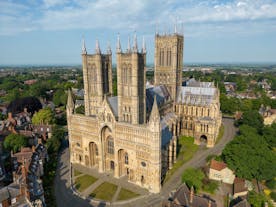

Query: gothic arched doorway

[200,135,207,144]
[118,149,128,177]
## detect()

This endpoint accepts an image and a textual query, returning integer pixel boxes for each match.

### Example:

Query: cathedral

[67,30,222,193]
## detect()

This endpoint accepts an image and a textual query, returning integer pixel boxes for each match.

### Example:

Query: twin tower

[82,32,184,125]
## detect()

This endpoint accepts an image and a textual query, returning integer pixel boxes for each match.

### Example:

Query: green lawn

[216,125,225,144]
[90,182,118,201]
[74,174,97,192]
[74,169,83,176]
[117,188,140,201]
[163,136,199,183]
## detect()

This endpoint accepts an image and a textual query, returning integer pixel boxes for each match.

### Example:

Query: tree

[222,131,276,181]
[263,123,276,148]
[75,105,85,114]
[4,134,28,152]
[46,126,65,154]
[248,191,271,207]
[237,110,263,132]
[53,89,67,106]
[7,96,42,114]
[181,168,205,192]
[32,108,55,125]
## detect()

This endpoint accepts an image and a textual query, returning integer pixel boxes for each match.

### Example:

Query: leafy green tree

[248,191,271,207]
[220,94,238,114]
[32,108,55,125]
[46,126,65,154]
[263,123,276,148]
[53,89,67,106]
[237,110,263,132]
[4,134,28,152]
[222,130,276,181]
[181,168,205,192]
[75,105,85,114]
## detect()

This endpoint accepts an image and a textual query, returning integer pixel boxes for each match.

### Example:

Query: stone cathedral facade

[67,31,222,193]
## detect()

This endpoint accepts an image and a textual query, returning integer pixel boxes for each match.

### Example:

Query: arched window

[125,153,128,164]
[95,145,99,156]
[107,137,114,154]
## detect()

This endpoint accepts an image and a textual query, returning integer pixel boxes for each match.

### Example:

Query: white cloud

[1,0,276,36]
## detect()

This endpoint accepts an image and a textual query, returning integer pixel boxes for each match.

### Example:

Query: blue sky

[0,0,276,65]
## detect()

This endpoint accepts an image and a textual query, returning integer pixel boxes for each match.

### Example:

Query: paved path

[54,118,237,207]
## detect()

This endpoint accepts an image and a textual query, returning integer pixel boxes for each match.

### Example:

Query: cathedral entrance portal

[200,135,207,144]
[118,149,128,177]
[110,161,115,171]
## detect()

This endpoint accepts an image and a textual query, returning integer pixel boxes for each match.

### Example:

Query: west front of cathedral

[67,31,222,193]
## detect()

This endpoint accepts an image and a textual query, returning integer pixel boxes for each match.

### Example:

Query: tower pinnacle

[127,36,131,53]
[116,33,122,53]
[82,38,87,54]
[107,41,112,54]
[95,39,101,54]
[133,32,138,53]
[149,95,160,123]
[142,36,146,54]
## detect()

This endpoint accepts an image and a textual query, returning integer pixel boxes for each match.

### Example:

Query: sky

[0,0,276,65]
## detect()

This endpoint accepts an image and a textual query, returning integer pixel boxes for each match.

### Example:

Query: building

[67,30,222,193]
[162,184,217,207]
[209,159,235,184]
[259,105,276,125]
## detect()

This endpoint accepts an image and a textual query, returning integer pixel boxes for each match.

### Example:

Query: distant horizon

[1,61,276,68]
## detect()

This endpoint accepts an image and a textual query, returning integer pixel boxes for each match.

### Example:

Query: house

[209,159,235,184]
[233,178,253,198]
[163,184,216,207]
[33,125,52,139]
[231,197,250,207]
[24,79,37,85]
[224,82,236,93]
[0,183,29,207]
[259,105,276,125]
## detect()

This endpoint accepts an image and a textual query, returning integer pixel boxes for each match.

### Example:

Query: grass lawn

[216,125,225,144]
[90,182,118,201]
[163,136,199,183]
[202,179,219,194]
[117,188,140,201]
[75,174,97,192]
[74,168,83,176]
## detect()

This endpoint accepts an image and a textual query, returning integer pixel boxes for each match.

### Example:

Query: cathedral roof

[107,96,118,118]
[178,86,216,106]
[161,112,177,147]
[146,85,171,113]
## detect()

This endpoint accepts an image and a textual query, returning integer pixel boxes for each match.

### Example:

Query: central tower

[154,32,184,101]
[117,34,146,124]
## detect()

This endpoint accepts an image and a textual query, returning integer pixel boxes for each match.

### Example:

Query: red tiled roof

[234,178,248,194]
[210,159,227,171]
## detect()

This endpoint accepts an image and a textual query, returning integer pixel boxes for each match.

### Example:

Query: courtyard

[72,166,146,203]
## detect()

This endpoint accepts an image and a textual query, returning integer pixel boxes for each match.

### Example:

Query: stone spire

[149,95,160,123]
[127,36,131,53]
[116,33,122,53]
[95,39,101,54]
[155,22,159,35]
[133,32,138,53]
[174,23,177,34]
[67,89,74,114]
[142,36,146,54]
[107,41,112,55]
[82,38,87,54]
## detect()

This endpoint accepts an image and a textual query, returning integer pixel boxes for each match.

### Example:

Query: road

[54,118,237,207]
